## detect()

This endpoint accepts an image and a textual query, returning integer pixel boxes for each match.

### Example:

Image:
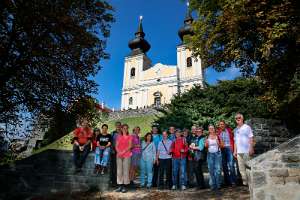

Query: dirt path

[33,186,249,200]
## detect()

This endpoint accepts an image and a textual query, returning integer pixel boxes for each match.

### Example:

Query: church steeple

[128,16,151,56]
[178,2,194,42]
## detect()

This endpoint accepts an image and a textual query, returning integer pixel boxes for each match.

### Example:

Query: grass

[33,114,158,153]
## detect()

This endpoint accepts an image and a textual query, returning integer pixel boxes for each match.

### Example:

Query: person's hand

[79,146,84,151]
[180,149,184,153]
[74,141,79,146]
[233,152,237,158]
[249,148,254,156]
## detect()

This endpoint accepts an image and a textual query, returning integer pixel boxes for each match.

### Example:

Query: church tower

[177,3,204,93]
[121,16,152,110]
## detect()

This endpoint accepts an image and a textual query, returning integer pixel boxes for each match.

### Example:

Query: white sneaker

[181,185,186,190]
[171,185,176,190]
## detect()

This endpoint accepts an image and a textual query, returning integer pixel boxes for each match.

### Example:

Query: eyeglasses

[235,117,241,120]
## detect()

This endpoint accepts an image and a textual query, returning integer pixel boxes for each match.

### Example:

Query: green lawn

[33,114,158,153]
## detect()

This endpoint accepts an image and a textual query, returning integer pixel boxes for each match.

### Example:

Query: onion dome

[128,16,151,56]
[178,2,194,42]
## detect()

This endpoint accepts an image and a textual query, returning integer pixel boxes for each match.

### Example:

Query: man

[168,126,176,142]
[110,121,122,187]
[233,113,254,186]
[151,125,162,187]
[217,120,236,186]
[188,126,206,189]
[170,129,189,190]
[72,119,93,173]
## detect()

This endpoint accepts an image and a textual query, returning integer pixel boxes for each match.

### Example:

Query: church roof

[178,2,194,42]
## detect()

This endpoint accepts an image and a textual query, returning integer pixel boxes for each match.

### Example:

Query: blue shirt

[152,133,162,149]
[157,139,172,159]
[141,141,156,161]
[220,129,231,147]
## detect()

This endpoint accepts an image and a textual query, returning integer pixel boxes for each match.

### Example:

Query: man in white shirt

[233,113,254,186]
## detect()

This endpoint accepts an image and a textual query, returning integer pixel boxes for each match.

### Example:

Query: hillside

[33,114,157,153]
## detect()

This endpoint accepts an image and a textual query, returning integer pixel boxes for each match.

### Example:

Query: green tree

[186,0,299,129]
[155,78,272,130]
[0,0,114,127]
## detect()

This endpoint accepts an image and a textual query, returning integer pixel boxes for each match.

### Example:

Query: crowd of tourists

[72,113,254,194]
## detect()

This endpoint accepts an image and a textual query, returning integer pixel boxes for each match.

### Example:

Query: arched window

[129,97,133,105]
[130,68,136,78]
[153,91,162,107]
[186,57,192,67]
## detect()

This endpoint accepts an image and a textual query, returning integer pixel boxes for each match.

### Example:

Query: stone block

[282,154,300,163]
[269,169,289,177]
[284,176,299,184]
[255,190,265,200]
[285,163,300,169]
[271,177,285,185]
[252,171,267,188]
[288,169,300,177]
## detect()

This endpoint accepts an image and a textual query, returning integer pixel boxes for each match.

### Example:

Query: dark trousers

[152,162,159,187]
[158,158,172,188]
[110,151,117,186]
[188,159,205,188]
[221,147,237,185]
[73,144,90,169]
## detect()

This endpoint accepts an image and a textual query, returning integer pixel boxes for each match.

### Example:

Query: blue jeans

[140,158,153,187]
[207,151,222,189]
[172,158,187,187]
[221,147,237,185]
[95,147,110,167]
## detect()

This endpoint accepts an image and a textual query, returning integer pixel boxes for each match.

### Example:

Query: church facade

[121,13,204,110]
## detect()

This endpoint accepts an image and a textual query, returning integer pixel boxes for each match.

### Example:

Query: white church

[121,9,204,110]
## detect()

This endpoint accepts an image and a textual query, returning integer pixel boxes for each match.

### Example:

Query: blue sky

[94,0,241,109]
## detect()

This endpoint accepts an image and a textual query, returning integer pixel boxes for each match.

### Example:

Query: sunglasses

[235,117,241,120]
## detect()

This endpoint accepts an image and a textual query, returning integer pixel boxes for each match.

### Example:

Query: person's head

[144,132,153,143]
[219,120,226,131]
[196,127,204,136]
[191,125,197,135]
[162,130,168,140]
[115,121,122,132]
[151,125,159,134]
[122,124,129,135]
[133,126,141,135]
[235,113,244,126]
[81,118,89,128]
[94,128,101,135]
[208,125,216,135]
[183,128,189,138]
[101,124,108,134]
[169,126,175,134]
[175,129,181,138]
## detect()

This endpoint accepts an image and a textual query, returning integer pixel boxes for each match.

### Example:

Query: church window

[130,68,136,78]
[153,91,162,107]
[129,97,133,105]
[186,57,192,67]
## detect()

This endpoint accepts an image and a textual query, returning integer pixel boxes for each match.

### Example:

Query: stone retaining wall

[108,107,160,121]
[248,134,300,200]
[0,149,109,200]
[247,118,291,155]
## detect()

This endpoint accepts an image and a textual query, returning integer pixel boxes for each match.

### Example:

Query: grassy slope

[33,114,158,153]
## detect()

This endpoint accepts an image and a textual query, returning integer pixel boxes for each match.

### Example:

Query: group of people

[72,113,254,194]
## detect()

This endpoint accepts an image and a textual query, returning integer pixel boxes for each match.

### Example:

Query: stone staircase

[0,149,109,200]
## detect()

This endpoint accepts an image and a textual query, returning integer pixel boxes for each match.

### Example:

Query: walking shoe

[115,186,122,192]
[171,185,176,190]
[121,187,127,193]
[181,185,186,190]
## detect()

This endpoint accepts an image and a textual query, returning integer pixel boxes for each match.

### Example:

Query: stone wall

[247,118,291,155]
[248,134,300,200]
[108,107,161,121]
[0,149,109,200]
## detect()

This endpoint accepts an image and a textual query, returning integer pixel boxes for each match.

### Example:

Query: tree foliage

[0,0,114,126]
[155,78,272,130]
[186,0,299,128]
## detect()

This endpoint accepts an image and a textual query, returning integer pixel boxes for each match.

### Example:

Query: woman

[140,132,156,189]
[96,124,112,175]
[115,124,132,193]
[205,125,223,192]
[129,126,141,185]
